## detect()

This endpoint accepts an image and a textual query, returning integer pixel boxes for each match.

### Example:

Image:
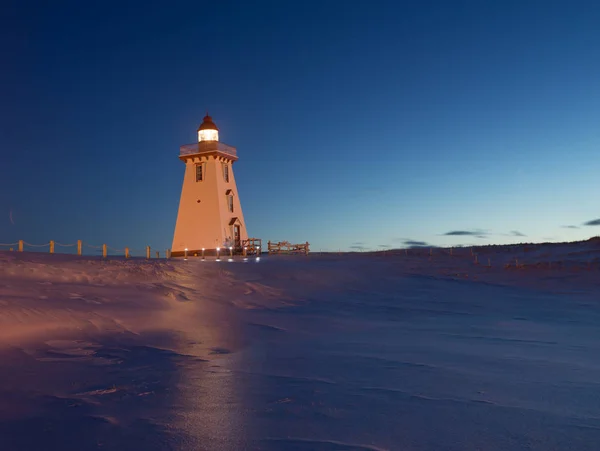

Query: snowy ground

[1,241,600,450]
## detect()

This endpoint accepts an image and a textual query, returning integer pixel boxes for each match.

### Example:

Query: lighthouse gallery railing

[179,142,237,158]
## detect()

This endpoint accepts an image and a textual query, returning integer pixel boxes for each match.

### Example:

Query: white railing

[179,142,237,158]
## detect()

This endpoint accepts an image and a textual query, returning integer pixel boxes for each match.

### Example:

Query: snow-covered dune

[0,240,599,450]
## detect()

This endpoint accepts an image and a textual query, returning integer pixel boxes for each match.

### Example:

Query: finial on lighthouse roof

[197,113,219,142]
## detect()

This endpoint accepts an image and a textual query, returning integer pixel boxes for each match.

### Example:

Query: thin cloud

[444,231,474,236]
[403,239,430,248]
[352,241,365,245]
[443,230,489,239]
[510,230,526,237]
[378,244,391,248]
[584,219,600,226]
[561,225,579,229]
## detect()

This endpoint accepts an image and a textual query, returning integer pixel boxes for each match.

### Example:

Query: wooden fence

[267,240,310,255]
[241,238,262,256]
[0,240,171,259]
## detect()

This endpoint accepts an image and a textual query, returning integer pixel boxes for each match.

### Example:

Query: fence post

[102,244,107,258]
[156,251,159,259]
[306,242,309,255]
[49,240,55,254]
[243,246,247,257]
[450,247,453,256]
[77,240,82,256]
[125,247,130,259]
[167,249,171,259]
[229,246,233,257]
[267,241,271,255]
[18,240,23,252]
[474,255,478,265]
[146,246,151,259]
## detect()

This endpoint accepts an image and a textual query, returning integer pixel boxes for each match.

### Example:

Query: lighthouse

[171,115,248,257]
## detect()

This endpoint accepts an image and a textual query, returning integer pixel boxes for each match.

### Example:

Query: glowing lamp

[197,114,219,142]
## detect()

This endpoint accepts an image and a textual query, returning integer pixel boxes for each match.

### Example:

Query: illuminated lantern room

[197,114,219,142]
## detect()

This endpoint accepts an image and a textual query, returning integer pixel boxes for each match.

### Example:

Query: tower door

[233,225,241,248]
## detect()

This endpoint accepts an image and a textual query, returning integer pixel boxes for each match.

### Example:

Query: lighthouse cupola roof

[197,113,219,142]
[198,114,219,132]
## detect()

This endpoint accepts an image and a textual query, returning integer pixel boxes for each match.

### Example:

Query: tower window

[228,195,234,212]
[195,164,203,182]
[224,164,229,182]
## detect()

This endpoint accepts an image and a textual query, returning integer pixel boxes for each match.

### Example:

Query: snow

[0,240,599,450]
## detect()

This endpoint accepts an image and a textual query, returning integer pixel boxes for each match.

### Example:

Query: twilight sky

[2,0,600,253]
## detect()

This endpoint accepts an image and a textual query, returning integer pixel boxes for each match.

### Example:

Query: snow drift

[1,240,599,450]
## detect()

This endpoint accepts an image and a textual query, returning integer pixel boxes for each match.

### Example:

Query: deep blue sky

[2,0,600,253]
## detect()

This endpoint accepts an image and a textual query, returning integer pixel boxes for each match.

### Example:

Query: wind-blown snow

[1,241,599,450]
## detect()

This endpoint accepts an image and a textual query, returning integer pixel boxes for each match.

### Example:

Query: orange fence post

[125,247,130,259]
[18,240,23,252]
[49,240,55,254]
[146,246,151,259]
[77,240,82,256]
[102,244,107,258]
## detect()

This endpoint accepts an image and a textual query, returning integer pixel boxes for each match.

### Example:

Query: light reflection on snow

[2,243,600,448]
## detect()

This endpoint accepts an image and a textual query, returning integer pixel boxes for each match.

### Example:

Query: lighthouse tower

[171,115,248,257]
